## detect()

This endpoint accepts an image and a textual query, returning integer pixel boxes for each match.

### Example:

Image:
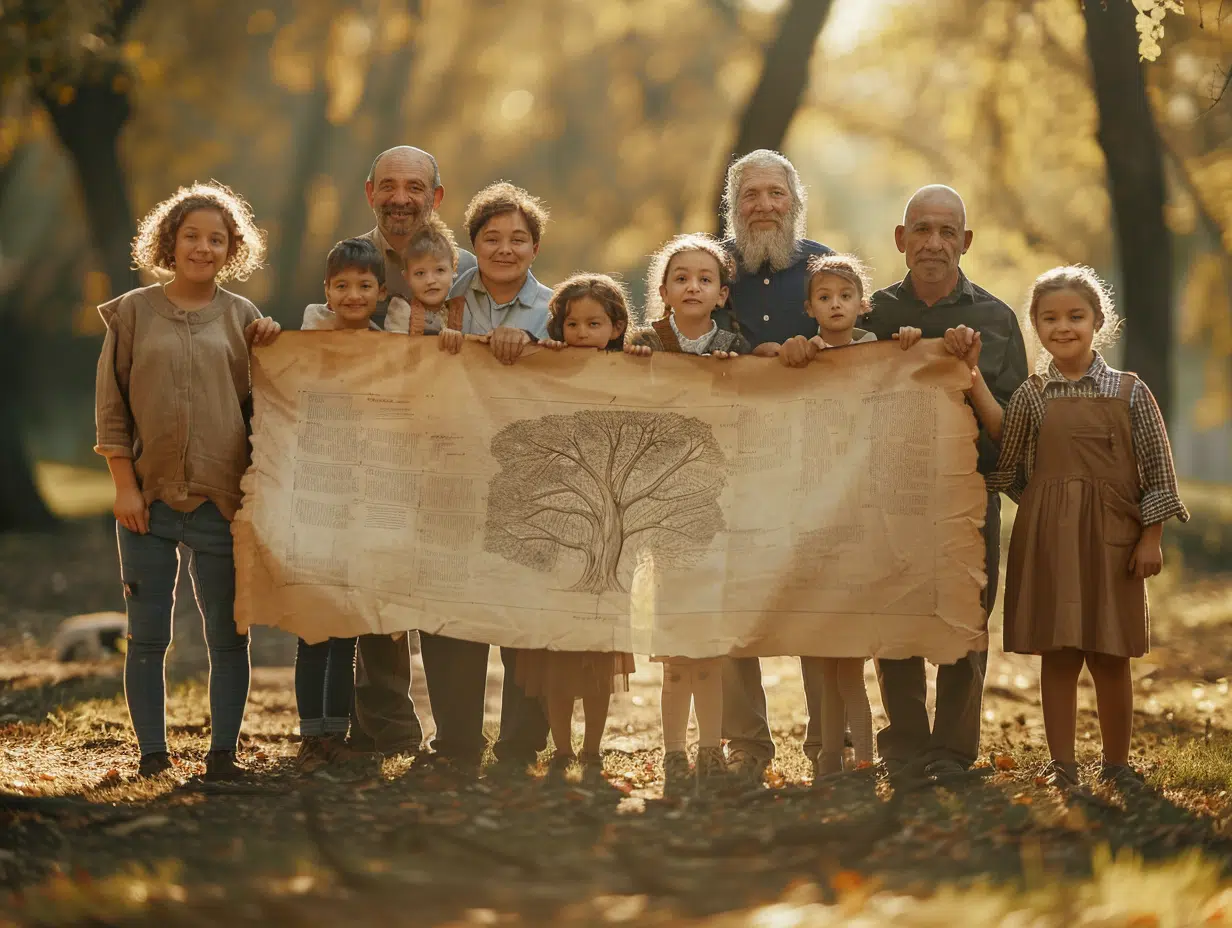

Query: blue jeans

[296,636,357,737]
[117,501,250,755]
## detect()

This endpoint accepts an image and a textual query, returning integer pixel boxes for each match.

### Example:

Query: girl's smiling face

[806,272,863,339]
[562,295,622,348]
[1034,288,1098,369]
[659,249,729,324]
[174,209,230,285]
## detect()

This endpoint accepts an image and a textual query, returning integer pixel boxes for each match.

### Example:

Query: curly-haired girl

[95,181,279,782]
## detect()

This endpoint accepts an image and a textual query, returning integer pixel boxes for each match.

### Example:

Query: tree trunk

[1083,0,1173,420]
[0,326,57,532]
[38,71,140,297]
[0,144,57,531]
[270,83,334,321]
[713,0,837,232]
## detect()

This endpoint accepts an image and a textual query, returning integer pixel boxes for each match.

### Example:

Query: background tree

[711,0,836,232]
[1,0,145,295]
[1085,0,1175,418]
[485,411,726,595]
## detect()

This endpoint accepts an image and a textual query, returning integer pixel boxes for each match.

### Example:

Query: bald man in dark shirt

[859,186,1027,782]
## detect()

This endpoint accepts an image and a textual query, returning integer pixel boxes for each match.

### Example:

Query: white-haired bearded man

[711,149,836,780]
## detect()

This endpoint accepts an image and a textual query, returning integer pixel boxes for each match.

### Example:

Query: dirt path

[3,524,1232,925]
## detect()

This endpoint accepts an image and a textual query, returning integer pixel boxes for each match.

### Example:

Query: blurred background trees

[0,0,1228,551]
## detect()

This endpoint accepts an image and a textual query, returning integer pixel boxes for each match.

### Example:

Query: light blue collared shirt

[447,266,551,340]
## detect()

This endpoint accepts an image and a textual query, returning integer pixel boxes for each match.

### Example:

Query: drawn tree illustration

[484,411,726,594]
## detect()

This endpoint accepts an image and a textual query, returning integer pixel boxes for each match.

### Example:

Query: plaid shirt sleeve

[987,384,1034,502]
[1129,380,1189,525]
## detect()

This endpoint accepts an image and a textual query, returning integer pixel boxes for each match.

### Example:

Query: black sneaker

[203,750,247,782]
[137,751,174,778]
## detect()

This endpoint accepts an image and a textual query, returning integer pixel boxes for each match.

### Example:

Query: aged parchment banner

[233,333,989,661]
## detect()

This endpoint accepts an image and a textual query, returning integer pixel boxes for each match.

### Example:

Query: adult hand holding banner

[232,333,988,662]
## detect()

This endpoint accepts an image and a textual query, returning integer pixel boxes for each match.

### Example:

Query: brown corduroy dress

[1003,373,1148,657]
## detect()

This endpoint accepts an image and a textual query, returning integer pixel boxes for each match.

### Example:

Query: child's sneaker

[295,736,332,774]
[137,751,174,779]
[1040,759,1080,789]
[326,741,384,781]
[696,746,727,790]
[1098,763,1147,790]
[548,751,577,776]
[663,750,692,797]
[204,750,247,782]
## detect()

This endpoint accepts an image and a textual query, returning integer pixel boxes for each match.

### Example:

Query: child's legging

[660,658,723,754]
[804,656,873,772]
[295,636,358,737]
[117,501,250,756]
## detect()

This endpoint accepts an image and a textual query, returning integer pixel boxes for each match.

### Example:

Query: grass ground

[2,518,1232,926]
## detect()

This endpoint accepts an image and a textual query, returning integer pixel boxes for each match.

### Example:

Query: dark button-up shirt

[715,239,833,348]
[357,226,478,329]
[859,271,1028,477]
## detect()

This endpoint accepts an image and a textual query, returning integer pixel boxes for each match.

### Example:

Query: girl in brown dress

[982,266,1188,789]
[510,275,637,772]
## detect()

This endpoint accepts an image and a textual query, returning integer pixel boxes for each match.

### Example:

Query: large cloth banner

[233,333,989,662]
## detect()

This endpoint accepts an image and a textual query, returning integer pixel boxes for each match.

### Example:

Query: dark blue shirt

[715,239,832,347]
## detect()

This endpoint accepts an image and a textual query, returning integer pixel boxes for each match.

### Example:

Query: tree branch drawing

[484,410,726,594]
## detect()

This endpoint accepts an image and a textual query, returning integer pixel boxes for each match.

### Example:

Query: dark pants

[721,656,828,762]
[875,492,1001,768]
[493,646,551,765]
[295,636,357,737]
[117,501,250,755]
[419,632,489,763]
[349,633,423,753]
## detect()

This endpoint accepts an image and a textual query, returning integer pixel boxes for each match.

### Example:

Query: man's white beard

[733,217,798,274]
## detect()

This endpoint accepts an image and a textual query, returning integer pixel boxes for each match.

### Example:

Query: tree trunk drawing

[713,0,837,233]
[572,492,626,594]
[1084,0,1174,421]
[485,411,726,596]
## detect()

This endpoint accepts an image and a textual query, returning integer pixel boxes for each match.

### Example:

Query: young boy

[383,215,464,335]
[294,238,390,772]
[302,238,388,331]
[796,252,924,777]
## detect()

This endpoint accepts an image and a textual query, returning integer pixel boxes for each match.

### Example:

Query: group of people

[95,144,1188,794]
